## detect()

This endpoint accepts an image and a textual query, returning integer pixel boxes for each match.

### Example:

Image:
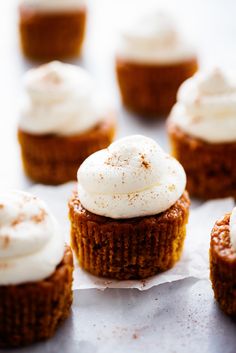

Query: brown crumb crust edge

[0,246,73,348]
[210,214,236,316]
[168,121,236,199]
[19,6,87,60]
[18,117,116,185]
[69,191,190,280]
[116,57,198,118]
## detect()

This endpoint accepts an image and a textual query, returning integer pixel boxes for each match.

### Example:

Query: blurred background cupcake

[19,0,87,61]
[18,61,116,185]
[168,68,236,199]
[116,10,198,118]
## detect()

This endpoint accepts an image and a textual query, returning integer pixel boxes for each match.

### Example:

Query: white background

[0,1,236,352]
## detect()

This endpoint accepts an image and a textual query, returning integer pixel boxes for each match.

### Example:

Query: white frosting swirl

[77,135,186,219]
[0,190,64,285]
[170,68,236,143]
[117,11,196,64]
[20,0,86,12]
[230,207,236,251]
[19,61,105,136]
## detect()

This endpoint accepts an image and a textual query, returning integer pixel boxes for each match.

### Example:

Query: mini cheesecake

[168,68,236,199]
[69,135,190,280]
[0,191,73,347]
[18,61,116,185]
[19,0,87,60]
[116,11,198,118]
[210,208,236,316]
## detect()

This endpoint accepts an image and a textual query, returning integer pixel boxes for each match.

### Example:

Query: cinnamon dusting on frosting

[31,208,47,223]
[170,67,236,143]
[104,152,129,168]
[42,70,62,85]
[0,190,64,285]
[77,135,186,219]
[20,61,105,136]
[140,153,150,169]
[11,213,25,227]
[0,236,10,249]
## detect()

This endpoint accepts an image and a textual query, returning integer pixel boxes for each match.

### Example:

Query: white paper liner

[29,182,234,291]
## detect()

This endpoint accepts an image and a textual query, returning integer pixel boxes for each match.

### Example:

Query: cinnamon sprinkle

[139,153,150,169]
[31,208,47,223]
[11,213,25,227]
[0,235,10,249]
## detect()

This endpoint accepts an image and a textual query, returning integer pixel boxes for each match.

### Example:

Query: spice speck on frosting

[0,235,10,249]
[77,135,186,219]
[11,213,25,227]
[104,152,129,168]
[31,208,47,223]
[41,67,62,85]
[139,153,151,169]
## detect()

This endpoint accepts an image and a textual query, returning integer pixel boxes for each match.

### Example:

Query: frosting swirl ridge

[77,135,186,219]
[170,68,236,143]
[19,61,104,136]
[117,11,195,64]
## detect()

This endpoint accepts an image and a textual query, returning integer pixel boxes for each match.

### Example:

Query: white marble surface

[0,0,236,352]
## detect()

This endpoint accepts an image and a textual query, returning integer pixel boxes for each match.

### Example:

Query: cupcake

[18,61,116,185]
[19,0,87,60]
[210,208,236,316]
[116,11,198,118]
[0,190,73,347]
[69,135,190,280]
[168,68,236,199]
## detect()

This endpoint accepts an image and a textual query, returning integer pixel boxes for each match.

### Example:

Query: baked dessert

[210,208,236,316]
[19,0,87,60]
[0,190,73,347]
[116,11,198,118]
[168,68,236,199]
[18,61,116,185]
[69,135,190,280]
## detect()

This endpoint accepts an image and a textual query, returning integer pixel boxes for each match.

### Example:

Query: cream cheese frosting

[230,207,236,251]
[19,61,105,136]
[117,11,196,64]
[77,135,186,219]
[20,0,86,12]
[0,190,64,285]
[169,68,236,143]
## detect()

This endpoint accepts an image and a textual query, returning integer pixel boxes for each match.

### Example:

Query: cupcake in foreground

[69,135,190,280]
[168,68,236,199]
[116,11,198,117]
[19,0,87,60]
[210,208,236,316]
[18,61,116,185]
[0,190,73,347]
